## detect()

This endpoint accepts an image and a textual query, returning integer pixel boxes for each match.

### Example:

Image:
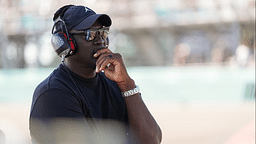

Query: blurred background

[0,0,255,144]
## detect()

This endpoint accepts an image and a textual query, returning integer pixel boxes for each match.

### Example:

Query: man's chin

[82,61,96,69]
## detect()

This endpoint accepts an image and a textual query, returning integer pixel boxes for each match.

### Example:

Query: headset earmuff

[51,5,77,60]
[51,20,77,58]
[62,32,76,55]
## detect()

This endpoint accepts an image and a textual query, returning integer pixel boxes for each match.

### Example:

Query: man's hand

[93,48,135,92]
[94,48,162,144]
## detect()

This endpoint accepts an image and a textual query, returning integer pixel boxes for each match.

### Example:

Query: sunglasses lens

[88,30,97,41]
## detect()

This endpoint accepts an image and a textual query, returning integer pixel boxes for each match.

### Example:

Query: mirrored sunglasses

[70,27,109,41]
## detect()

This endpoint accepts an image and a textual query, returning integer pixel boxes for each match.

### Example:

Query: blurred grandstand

[0,0,254,69]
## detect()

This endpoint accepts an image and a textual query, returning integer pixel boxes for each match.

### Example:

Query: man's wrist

[117,78,135,92]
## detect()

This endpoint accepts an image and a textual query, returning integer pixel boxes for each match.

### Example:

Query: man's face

[70,21,107,69]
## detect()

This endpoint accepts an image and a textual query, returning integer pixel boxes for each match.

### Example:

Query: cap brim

[73,14,112,30]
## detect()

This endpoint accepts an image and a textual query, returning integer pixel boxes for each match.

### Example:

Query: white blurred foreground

[0,101,255,144]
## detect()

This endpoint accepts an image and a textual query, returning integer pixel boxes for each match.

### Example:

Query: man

[29,5,162,144]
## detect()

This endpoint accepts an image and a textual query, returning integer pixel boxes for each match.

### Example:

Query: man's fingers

[96,53,123,73]
[96,54,114,72]
[100,59,112,71]
[93,48,112,58]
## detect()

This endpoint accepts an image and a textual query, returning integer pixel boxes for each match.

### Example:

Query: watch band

[122,85,140,98]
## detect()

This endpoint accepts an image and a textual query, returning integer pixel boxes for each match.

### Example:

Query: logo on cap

[84,7,91,12]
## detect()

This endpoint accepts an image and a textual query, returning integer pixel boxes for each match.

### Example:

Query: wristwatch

[122,85,140,98]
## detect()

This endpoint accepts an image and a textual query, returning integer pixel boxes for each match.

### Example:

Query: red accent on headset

[62,33,75,51]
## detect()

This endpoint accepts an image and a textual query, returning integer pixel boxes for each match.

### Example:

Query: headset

[51,17,76,62]
[51,5,77,62]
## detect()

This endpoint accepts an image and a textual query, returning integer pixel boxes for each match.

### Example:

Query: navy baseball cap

[55,5,112,32]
